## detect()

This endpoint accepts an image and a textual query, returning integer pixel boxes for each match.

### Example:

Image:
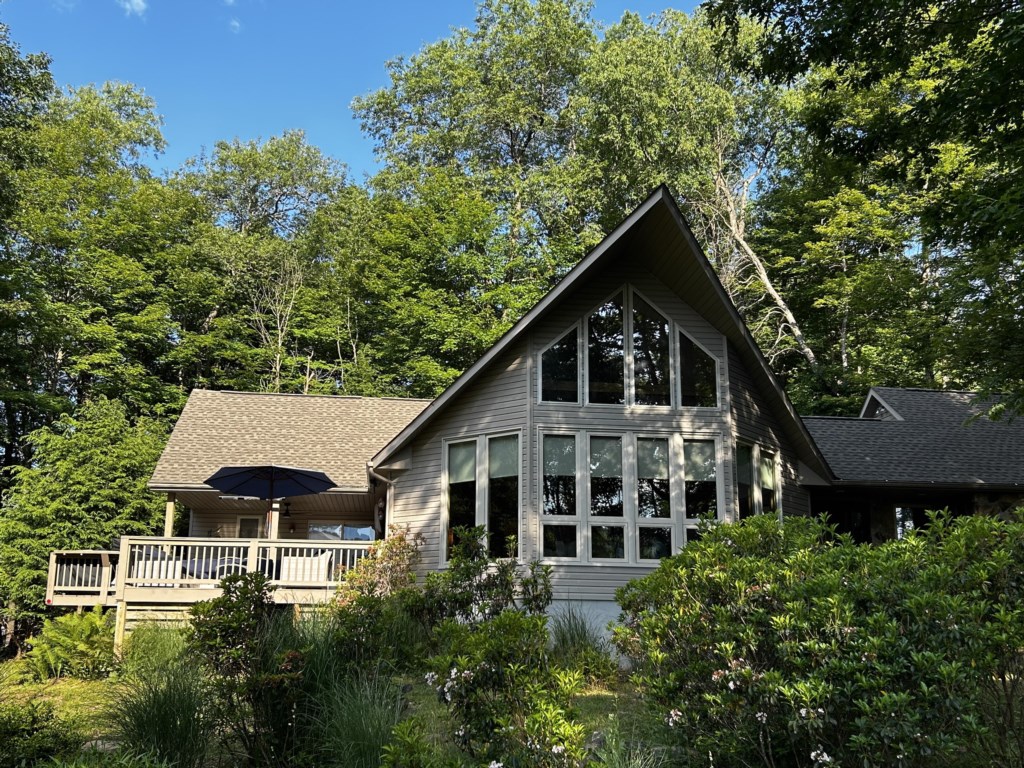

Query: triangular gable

[372,185,834,480]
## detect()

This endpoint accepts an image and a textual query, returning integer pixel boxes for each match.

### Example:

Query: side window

[760,452,778,513]
[541,434,578,559]
[540,329,579,403]
[446,441,477,559]
[736,444,754,519]
[487,435,519,557]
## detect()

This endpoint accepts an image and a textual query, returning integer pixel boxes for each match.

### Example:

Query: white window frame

[440,431,522,567]
[538,431,582,561]
[536,429,725,566]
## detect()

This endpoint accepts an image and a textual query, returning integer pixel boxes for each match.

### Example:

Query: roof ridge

[205,390,435,403]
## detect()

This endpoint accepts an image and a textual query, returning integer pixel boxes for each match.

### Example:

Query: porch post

[268,500,281,540]
[163,493,176,538]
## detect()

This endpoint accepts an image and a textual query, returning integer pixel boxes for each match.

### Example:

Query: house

[806,387,1024,542]
[45,186,1024,644]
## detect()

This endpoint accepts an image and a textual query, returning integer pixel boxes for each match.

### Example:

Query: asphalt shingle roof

[803,388,1024,487]
[149,390,431,492]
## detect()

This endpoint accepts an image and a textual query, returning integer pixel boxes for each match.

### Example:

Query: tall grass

[593,716,668,768]
[550,603,617,682]
[118,623,185,681]
[309,669,405,768]
[106,662,214,768]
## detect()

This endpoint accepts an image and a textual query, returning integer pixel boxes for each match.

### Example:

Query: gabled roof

[804,387,1024,487]
[150,390,431,493]
[372,185,833,479]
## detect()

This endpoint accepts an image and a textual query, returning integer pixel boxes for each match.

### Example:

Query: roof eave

[148,482,371,495]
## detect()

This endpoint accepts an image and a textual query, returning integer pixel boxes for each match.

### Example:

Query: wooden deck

[46,536,372,608]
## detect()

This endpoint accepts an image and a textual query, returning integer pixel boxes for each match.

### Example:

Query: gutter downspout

[367,463,394,539]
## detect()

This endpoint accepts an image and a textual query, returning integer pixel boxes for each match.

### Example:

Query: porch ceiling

[176,489,375,515]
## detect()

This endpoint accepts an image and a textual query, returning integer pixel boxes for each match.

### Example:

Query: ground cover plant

[616,512,1024,768]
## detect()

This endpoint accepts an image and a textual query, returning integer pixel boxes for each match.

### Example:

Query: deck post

[113,601,127,657]
[267,500,281,539]
[163,493,176,538]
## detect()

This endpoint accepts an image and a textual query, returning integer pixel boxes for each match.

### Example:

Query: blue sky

[1,0,695,180]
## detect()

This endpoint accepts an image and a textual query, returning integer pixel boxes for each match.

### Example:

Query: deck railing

[46,536,373,607]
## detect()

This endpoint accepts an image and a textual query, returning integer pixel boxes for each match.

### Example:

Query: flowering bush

[615,512,1024,768]
[427,611,586,767]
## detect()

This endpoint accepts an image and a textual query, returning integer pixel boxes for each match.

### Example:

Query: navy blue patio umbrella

[204,465,337,505]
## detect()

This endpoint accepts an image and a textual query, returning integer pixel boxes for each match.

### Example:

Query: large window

[445,434,521,560]
[540,430,722,564]
[632,296,671,405]
[541,286,719,409]
[587,294,625,404]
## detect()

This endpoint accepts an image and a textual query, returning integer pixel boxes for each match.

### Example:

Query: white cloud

[224,0,236,5]
[229,17,241,33]
[116,0,147,16]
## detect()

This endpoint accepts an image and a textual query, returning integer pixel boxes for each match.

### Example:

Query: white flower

[424,672,438,686]
[666,708,683,727]
[489,763,504,768]
[551,744,565,754]
[810,747,833,765]
[755,711,768,724]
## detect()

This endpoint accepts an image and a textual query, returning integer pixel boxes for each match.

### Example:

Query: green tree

[0,24,53,478]
[0,398,166,640]
[707,0,1024,411]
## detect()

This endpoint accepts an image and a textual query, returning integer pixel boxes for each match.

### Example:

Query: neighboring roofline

[189,389,434,404]
[858,388,904,420]
[371,186,670,466]
[148,482,372,494]
[826,479,1022,490]
[372,185,835,480]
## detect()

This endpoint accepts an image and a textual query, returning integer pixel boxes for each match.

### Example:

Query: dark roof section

[150,390,431,493]
[804,387,1024,487]
[372,185,834,480]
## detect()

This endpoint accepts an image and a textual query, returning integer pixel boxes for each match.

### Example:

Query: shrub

[0,699,82,764]
[428,610,586,766]
[25,606,114,680]
[615,513,1024,768]
[337,525,424,604]
[421,526,552,628]
[381,717,463,768]
[187,573,300,766]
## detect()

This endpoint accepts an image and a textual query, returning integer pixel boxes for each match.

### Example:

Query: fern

[26,605,115,680]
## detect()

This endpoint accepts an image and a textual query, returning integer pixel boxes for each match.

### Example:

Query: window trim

[441,431,523,567]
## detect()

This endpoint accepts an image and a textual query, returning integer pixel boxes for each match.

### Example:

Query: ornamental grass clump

[615,512,1024,768]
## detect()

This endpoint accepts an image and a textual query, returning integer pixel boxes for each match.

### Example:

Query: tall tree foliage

[706,0,1024,411]
[0,398,166,633]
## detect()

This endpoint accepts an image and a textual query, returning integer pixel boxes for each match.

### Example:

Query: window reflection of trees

[679,332,717,407]
[541,331,578,402]
[588,294,624,404]
[633,296,671,405]
[543,435,576,515]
